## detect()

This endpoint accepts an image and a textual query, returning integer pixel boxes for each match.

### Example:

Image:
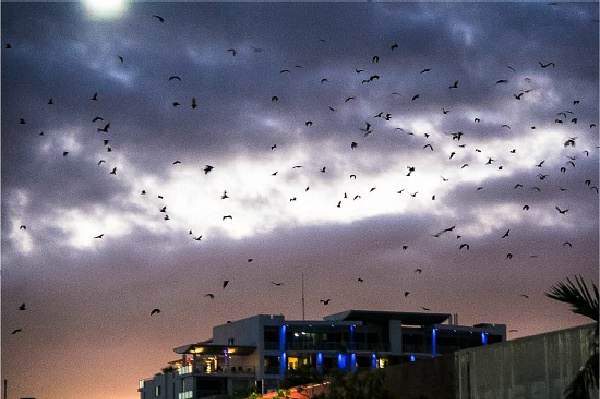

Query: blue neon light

[279,325,287,376]
[279,325,286,349]
[410,355,416,362]
[337,353,347,369]
[481,332,488,345]
[432,328,437,355]
[371,354,376,369]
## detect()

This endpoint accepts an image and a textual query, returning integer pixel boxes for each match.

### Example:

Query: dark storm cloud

[2,2,598,399]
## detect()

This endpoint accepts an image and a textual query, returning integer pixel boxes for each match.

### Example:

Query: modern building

[139,310,506,399]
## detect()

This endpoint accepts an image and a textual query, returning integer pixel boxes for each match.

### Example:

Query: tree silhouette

[316,369,390,399]
[546,275,598,399]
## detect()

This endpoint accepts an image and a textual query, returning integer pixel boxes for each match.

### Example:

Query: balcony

[178,365,256,377]
[178,391,193,399]
[284,341,389,352]
[263,366,280,375]
[264,341,279,350]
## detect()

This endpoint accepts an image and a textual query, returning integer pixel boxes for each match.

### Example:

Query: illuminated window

[155,385,161,396]
[287,356,299,370]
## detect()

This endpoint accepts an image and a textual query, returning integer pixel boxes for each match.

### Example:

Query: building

[139,310,506,399]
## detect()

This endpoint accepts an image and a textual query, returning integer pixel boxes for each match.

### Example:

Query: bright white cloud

[6,189,34,254]
[83,0,127,20]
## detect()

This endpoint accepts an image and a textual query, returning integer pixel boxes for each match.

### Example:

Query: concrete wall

[382,355,456,399]
[455,323,597,399]
[381,324,597,399]
[142,370,181,399]
[389,320,403,354]
[212,314,284,347]
[213,315,262,346]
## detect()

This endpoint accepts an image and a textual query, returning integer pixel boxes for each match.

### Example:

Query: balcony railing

[178,391,193,399]
[264,341,279,350]
[178,365,256,376]
[263,366,280,375]
[284,341,389,352]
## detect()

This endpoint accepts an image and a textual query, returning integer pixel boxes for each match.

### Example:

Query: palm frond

[564,352,599,399]
[545,275,599,323]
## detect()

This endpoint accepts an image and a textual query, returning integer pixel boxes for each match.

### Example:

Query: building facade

[139,310,506,399]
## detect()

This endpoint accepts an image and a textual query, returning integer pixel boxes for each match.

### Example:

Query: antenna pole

[301,273,305,321]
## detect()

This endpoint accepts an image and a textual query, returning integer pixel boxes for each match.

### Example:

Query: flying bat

[538,61,555,68]
[433,225,456,237]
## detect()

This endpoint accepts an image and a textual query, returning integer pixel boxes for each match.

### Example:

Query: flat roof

[323,310,452,325]
[174,343,256,355]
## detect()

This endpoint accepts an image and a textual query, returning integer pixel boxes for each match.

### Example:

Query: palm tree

[546,275,598,399]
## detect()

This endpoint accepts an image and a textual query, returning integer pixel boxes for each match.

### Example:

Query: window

[264,326,279,349]
[287,356,299,370]
[155,385,161,396]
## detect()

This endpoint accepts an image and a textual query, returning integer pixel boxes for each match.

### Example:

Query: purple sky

[2,2,598,398]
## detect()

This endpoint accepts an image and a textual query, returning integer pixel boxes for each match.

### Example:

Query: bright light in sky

[84,0,127,20]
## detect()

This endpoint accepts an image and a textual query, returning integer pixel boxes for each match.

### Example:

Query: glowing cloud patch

[84,0,127,20]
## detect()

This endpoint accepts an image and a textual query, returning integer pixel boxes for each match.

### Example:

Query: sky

[1,1,599,398]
